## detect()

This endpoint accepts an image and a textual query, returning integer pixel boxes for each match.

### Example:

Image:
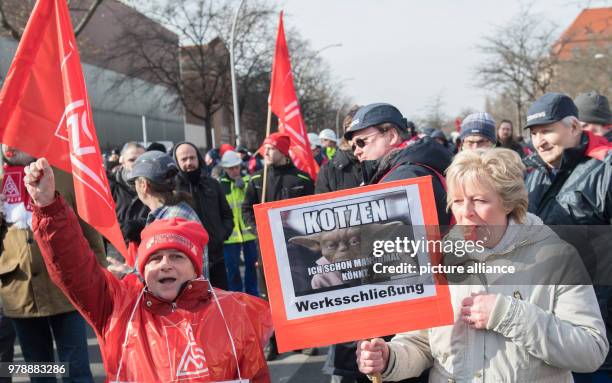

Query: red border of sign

[254,176,454,352]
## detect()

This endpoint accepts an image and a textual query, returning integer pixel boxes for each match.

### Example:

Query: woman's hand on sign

[24,158,55,207]
[461,292,498,329]
[357,338,389,375]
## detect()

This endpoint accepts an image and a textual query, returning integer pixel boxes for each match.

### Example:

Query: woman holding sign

[357,148,608,382]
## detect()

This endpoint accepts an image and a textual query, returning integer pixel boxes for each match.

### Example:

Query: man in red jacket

[24,158,273,383]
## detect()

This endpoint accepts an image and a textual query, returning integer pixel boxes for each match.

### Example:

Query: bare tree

[419,92,448,131]
[474,6,564,129]
[287,33,350,133]
[0,0,104,40]
[105,0,348,147]
[101,0,236,145]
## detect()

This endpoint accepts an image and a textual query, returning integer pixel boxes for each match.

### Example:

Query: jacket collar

[584,130,612,161]
[361,139,414,184]
[270,162,294,172]
[365,148,403,184]
[115,167,136,194]
[364,137,452,184]
[559,133,589,170]
[143,278,211,315]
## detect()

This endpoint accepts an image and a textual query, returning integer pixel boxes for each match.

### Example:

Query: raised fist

[24,158,56,207]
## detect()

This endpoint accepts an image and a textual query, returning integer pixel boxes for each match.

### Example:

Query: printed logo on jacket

[164,320,210,381]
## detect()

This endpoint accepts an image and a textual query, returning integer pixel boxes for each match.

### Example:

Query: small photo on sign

[280,190,430,297]
[255,177,453,352]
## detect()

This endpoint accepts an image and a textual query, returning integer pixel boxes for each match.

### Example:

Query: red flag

[455,117,462,132]
[269,11,318,180]
[0,0,127,256]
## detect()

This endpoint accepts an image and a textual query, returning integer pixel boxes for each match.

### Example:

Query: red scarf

[2,165,32,211]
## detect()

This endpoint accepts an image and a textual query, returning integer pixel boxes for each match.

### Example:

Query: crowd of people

[0,88,610,382]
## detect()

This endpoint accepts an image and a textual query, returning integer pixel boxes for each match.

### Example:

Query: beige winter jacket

[0,168,106,317]
[382,213,608,383]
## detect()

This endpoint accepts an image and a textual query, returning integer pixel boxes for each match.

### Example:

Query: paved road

[12,326,330,382]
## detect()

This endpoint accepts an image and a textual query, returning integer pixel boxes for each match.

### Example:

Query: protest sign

[254,176,454,352]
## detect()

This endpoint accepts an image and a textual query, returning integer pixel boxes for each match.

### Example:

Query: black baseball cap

[575,91,612,125]
[344,103,408,140]
[127,150,178,184]
[524,92,578,129]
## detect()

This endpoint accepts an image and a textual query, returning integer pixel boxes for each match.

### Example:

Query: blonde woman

[357,148,608,382]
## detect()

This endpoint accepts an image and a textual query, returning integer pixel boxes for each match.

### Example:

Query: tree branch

[74,0,104,37]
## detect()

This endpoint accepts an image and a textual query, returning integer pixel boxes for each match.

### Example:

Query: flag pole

[371,373,382,383]
[261,104,272,204]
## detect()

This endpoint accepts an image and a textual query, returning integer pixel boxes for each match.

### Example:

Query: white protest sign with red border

[254,176,454,352]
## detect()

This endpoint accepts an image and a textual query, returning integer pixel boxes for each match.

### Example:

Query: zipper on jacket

[171,302,177,312]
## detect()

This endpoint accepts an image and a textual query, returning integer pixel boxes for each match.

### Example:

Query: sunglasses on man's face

[351,130,387,151]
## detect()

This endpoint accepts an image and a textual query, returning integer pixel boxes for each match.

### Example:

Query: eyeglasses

[351,129,388,151]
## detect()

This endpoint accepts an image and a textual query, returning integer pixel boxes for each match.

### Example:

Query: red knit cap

[219,143,236,157]
[263,132,291,157]
[137,218,209,277]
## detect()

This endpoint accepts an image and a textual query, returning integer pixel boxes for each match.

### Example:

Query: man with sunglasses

[344,103,453,226]
[342,104,452,383]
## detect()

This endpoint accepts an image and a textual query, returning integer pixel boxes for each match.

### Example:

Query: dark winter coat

[315,149,362,194]
[109,167,149,242]
[172,142,233,263]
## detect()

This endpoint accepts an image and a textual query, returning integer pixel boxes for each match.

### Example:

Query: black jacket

[363,137,453,226]
[172,142,233,256]
[523,133,612,277]
[109,167,137,223]
[242,162,314,228]
[315,149,362,194]
[109,167,149,242]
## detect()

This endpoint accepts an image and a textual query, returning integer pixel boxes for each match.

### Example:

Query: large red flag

[269,11,318,180]
[0,0,127,256]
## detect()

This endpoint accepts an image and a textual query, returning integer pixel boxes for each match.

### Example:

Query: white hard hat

[308,133,321,149]
[220,150,242,168]
[319,128,338,143]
